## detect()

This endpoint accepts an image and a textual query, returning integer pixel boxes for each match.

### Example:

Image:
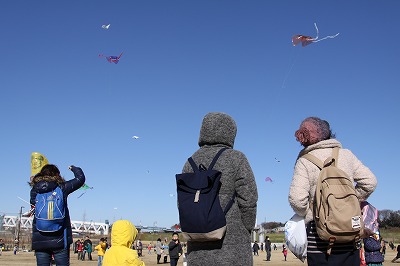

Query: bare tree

[379,210,400,228]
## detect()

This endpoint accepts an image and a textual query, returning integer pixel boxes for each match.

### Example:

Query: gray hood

[198,112,237,148]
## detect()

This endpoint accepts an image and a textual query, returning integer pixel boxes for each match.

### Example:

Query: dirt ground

[1,247,399,265]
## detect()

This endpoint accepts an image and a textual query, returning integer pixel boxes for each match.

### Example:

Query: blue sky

[1,1,399,228]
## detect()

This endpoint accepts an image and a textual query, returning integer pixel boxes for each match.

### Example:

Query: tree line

[379,210,400,228]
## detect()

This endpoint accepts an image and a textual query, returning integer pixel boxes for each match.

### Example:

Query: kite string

[17,196,31,205]
[77,191,87,199]
[281,50,299,89]
[266,49,299,121]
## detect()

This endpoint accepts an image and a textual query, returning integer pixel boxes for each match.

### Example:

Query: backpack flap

[177,170,221,194]
[177,157,221,191]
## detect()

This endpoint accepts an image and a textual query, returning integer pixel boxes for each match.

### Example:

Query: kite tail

[313,22,319,41]
[313,33,340,43]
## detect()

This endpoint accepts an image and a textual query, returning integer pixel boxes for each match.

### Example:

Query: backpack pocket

[325,192,361,235]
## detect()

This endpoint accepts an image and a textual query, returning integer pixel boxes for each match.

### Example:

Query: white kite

[102,24,111,30]
[132,136,140,139]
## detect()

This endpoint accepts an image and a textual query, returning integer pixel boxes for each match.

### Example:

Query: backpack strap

[223,191,236,214]
[331,147,339,167]
[187,147,229,172]
[64,228,68,249]
[188,157,199,173]
[302,153,324,169]
[208,148,229,170]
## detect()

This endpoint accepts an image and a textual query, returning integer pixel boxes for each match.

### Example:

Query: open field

[1,245,400,266]
[2,229,400,265]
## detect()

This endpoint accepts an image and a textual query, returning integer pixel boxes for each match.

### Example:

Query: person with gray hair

[289,116,377,266]
[179,112,258,266]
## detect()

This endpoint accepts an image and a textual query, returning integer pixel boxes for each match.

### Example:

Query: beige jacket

[289,139,377,223]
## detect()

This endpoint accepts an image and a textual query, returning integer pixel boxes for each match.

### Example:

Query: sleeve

[30,189,37,206]
[288,158,311,217]
[168,241,176,250]
[63,166,86,195]
[234,153,258,232]
[348,152,377,201]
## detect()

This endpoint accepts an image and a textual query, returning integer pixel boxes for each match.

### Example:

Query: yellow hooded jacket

[103,220,145,266]
[94,241,106,256]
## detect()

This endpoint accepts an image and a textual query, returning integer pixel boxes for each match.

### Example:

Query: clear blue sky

[1,1,399,228]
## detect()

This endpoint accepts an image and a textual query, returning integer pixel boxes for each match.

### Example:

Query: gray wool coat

[180,112,258,266]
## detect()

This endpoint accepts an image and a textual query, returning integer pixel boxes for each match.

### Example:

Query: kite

[99,52,123,64]
[292,23,339,47]
[31,152,49,176]
[132,136,140,139]
[274,157,281,163]
[102,24,111,29]
[265,177,273,183]
[77,184,93,198]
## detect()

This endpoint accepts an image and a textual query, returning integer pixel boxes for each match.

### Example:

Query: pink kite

[265,177,273,182]
[292,23,339,47]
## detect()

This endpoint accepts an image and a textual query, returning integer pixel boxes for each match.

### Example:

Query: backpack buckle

[327,237,336,256]
[199,164,207,171]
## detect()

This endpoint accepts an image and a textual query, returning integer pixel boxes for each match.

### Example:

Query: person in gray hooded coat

[180,112,258,266]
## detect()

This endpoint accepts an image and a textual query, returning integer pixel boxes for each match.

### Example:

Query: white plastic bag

[285,214,307,262]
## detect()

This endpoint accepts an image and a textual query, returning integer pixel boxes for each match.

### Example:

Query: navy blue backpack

[176,148,235,241]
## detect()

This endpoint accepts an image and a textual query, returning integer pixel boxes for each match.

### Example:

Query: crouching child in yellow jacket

[103,220,145,266]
